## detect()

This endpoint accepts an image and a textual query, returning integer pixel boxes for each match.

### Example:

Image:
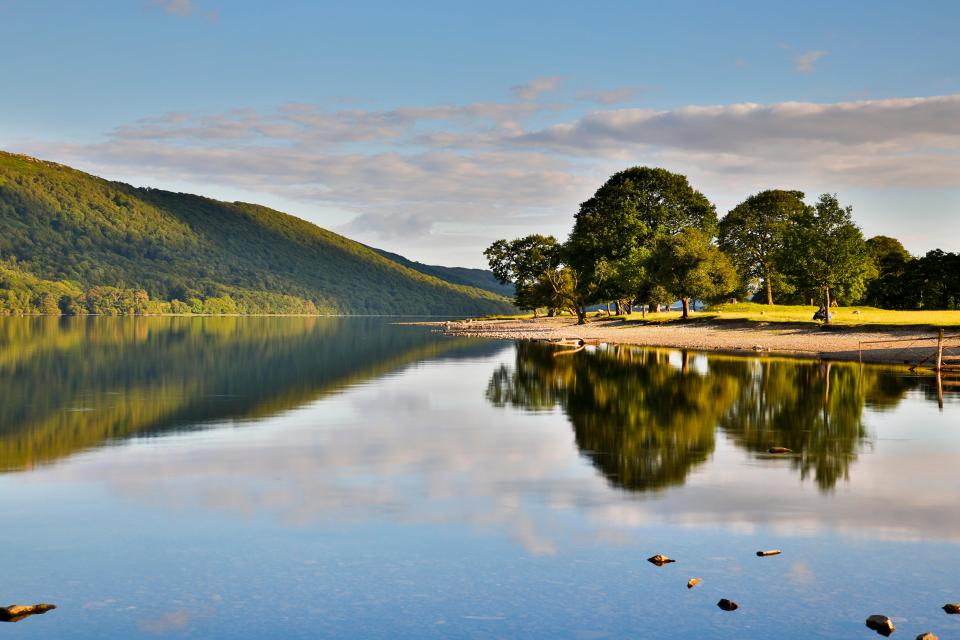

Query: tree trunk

[575,306,587,325]
[824,287,831,324]
[547,307,556,317]
[766,276,774,305]
[642,304,646,318]
[614,300,622,315]
[681,297,690,319]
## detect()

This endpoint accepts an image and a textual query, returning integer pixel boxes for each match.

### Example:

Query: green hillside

[0,151,514,315]
[372,247,515,297]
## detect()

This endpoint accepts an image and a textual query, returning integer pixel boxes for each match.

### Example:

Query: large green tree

[780,194,872,321]
[863,235,912,308]
[719,189,809,305]
[566,167,717,309]
[650,228,738,318]
[484,235,562,315]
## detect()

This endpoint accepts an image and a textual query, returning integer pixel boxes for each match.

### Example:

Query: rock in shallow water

[865,614,895,636]
[0,604,56,623]
[756,549,782,557]
[687,578,702,589]
[767,447,792,454]
[647,554,676,566]
[717,599,738,611]
[943,603,960,614]
[915,632,938,640]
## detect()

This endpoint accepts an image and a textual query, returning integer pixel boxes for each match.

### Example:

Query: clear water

[1,317,958,639]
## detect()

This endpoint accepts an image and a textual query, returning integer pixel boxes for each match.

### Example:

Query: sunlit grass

[479,303,960,327]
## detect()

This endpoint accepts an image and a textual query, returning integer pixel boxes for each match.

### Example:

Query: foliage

[863,235,912,308]
[0,151,514,316]
[484,235,564,314]
[779,193,872,316]
[566,166,717,305]
[650,228,738,317]
[719,189,808,305]
[896,250,960,310]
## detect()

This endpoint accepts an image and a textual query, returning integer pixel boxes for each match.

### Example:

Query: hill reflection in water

[0,316,494,471]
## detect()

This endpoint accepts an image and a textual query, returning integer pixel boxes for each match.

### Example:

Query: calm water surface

[1,317,958,639]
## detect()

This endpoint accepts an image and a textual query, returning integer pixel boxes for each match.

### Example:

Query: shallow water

[1,317,958,639]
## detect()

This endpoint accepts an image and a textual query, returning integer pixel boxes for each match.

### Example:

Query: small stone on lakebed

[865,614,895,636]
[717,599,738,611]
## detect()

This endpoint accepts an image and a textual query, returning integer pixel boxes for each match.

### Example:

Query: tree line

[485,166,959,323]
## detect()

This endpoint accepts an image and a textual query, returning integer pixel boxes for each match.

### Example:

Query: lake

[1,317,958,639]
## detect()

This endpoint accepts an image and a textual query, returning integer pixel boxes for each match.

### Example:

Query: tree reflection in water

[487,342,918,492]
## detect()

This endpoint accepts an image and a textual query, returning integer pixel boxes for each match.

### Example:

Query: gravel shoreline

[425,317,955,367]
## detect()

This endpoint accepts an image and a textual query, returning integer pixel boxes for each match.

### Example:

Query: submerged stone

[865,614,895,636]
[717,599,738,611]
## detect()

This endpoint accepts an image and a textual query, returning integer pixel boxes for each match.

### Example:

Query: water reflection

[0,316,493,471]
[488,343,931,492]
[3,323,960,638]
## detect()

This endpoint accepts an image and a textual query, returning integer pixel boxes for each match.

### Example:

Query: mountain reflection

[488,343,924,492]
[0,316,492,471]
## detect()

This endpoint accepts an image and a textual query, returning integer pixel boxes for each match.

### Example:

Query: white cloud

[13,92,960,262]
[794,50,828,74]
[510,75,563,101]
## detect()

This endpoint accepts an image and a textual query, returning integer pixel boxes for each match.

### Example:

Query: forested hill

[372,247,515,297]
[0,151,515,315]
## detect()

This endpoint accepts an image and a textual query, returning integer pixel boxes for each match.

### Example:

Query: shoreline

[433,316,957,367]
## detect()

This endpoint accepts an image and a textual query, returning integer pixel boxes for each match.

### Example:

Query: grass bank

[479,303,960,328]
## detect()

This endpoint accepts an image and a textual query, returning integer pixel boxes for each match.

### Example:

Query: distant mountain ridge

[0,151,515,315]
[371,247,515,298]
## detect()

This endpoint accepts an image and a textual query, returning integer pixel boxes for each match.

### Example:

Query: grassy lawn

[699,303,960,327]
[479,303,960,327]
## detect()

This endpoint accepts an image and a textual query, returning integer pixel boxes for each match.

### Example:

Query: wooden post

[937,370,944,410]
[937,329,945,372]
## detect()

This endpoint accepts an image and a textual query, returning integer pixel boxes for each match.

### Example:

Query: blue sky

[2,0,958,266]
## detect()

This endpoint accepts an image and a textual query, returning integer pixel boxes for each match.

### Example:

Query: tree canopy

[719,189,808,305]
[779,193,873,318]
